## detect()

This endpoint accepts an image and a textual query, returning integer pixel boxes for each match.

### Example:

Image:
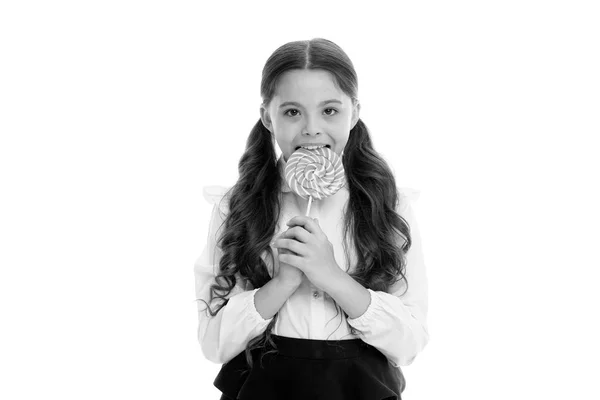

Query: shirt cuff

[245,287,273,323]
[347,288,377,325]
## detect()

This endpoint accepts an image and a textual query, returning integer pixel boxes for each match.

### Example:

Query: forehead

[272,69,347,104]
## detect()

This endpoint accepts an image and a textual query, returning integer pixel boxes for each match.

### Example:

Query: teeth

[300,145,326,150]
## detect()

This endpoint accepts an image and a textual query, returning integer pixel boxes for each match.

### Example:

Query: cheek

[332,127,350,143]
[274,124,296,142]
[333,133,350,154]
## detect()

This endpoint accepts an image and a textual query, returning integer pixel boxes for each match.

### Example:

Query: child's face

[260,69,360,162]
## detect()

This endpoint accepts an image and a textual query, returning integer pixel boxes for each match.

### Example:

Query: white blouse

[194,155,429,368]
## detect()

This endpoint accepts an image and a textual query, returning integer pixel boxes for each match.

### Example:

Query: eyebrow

[279,99,343,109]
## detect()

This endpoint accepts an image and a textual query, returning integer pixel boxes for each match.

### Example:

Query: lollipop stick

[305,195,313,217]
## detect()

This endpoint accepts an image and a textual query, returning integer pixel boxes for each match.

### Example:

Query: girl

[194,38,428,400]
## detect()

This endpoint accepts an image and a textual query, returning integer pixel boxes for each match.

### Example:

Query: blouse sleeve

[346,187,429,367]
[194,185,274,364]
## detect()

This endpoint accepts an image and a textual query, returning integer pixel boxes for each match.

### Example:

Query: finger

[286,216,319,234]
[282,226,312,243]
[278,252,304,271]
[272,230,291,243]
[273,238,307,256]
[276,247,294,256]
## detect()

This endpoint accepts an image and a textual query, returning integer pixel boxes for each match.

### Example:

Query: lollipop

[284,147,346,216]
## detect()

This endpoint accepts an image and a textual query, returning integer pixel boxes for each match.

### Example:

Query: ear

[260,104,273,133]
[351,101,361,129]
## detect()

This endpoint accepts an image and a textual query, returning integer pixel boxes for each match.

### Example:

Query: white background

[1,1,599,399]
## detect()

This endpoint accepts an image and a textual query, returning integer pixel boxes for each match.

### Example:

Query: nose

[302,114,321,136]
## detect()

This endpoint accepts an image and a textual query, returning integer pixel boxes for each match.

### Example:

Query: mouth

[295,144,331,151]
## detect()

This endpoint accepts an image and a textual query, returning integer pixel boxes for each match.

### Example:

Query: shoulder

[203,185,233,216]
[397,187,421,214]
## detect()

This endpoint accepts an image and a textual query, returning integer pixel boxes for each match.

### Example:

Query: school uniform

[194,154,429,399]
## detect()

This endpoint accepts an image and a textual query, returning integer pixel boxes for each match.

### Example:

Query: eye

[284,108,338,117]
[284,109,299,117]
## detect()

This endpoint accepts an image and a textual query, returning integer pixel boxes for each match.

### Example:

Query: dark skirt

[214,334,405,400]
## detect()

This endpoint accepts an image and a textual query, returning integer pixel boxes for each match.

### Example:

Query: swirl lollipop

[284,147,346,216]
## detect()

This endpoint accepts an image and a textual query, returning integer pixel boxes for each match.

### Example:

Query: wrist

[273,275,302,291]
[322,264,345,293]
[325,269,371,319]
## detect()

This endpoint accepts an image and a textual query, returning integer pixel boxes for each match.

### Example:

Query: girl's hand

[272,216,342,293]
[272,231,305,289]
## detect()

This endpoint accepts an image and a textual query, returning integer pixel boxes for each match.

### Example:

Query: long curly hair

[199,38,412,371]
